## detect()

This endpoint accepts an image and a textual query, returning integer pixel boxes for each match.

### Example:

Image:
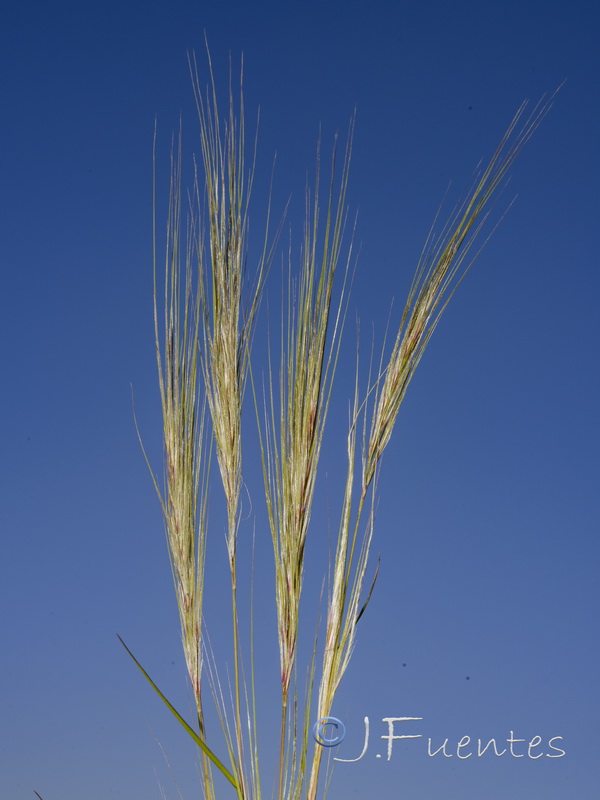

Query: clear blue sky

[1,1,598,798]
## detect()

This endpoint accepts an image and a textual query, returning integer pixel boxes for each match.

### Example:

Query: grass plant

[125,44,556,800]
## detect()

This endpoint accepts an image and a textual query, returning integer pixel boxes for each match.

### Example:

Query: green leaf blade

[117,635,239,790]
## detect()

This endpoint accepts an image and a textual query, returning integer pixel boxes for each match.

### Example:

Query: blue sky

[1,1,598,798]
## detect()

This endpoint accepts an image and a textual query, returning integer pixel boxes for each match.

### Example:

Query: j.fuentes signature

[313,717,566,761]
